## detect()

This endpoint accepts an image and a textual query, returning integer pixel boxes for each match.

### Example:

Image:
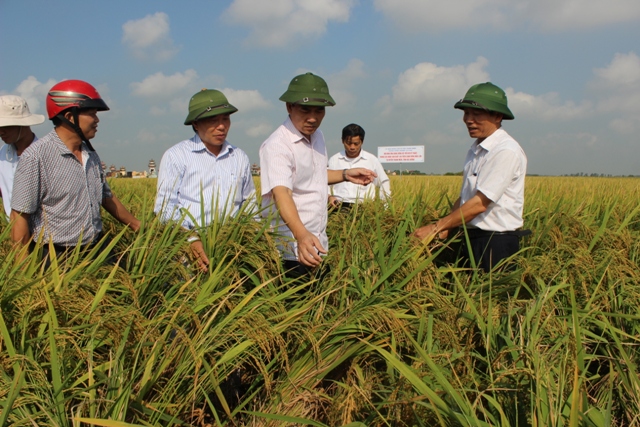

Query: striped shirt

[0,134,38,219]
[328,149,391,203]
[11,129,111,246]
[154,134,256,230]
[259,117,328,261]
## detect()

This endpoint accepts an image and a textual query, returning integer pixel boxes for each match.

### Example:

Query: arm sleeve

[154,149,190,228]
[97,155,113,199]
[476,149,521,203]
[10,152,41,214]
[373,158,391,200]
[327,154,339,196]
[259,140,294,196]
[241,155,257,212]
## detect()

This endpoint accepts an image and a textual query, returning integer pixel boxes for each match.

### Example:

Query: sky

[1,0,639,176]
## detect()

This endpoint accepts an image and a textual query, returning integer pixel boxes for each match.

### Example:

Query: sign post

[377,146,425,175]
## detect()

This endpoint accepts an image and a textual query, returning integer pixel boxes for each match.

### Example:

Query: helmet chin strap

[12,126,23,145]
[59,108,96,151]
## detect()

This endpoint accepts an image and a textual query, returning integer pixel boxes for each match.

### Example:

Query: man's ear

[64,110,76,124]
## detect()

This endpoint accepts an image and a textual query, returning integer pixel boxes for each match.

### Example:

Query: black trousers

[461,229,524,272]
[30,234,109,270]
[282,260,330,282]
[329,201,355,214]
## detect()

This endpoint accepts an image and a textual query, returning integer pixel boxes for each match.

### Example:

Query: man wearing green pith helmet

[259,72,377,278]
[155,89,256,272]
[413,82,528,272]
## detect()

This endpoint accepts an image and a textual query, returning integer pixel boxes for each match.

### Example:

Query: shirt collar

[339,150,367,161]
[283,117,317,146]
[49,131,89,157]
[190,133,233,157]
[476,128,506,152]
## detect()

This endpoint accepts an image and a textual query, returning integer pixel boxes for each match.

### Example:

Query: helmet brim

[184,104,238,125]
[78,98,110,112]
[454,99,514,120]
[279,93,335,107]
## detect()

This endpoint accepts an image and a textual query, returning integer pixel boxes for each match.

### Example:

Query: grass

[0,175,639,426]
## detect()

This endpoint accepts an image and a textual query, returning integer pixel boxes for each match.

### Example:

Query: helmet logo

[48,91,91,107]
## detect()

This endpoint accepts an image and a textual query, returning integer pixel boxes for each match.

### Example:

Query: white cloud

[529,132,598,149]
[422,129,460,146]
[507,89,592,121]
[380,57,490,113]
[223,0,356,47]
[9,76,58,114]
[149,98,187,117]
[593,52,640,86]
[326,59,367,109]
[588,52,640,133]
[222,88,271,111]
[122,12,180,61]
[609,118,637,134]
[137,129,157,144]
[525,0,640,31]
[374,0,640,32]
[131,70,199,98]
[245,123,274,138]
[124,129,172,147]
[374,0,513,32]
[380,57,592,124]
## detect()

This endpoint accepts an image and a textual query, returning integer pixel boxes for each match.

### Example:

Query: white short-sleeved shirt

[0,135,37,219]
[259,118,328,261]
[328,149,390,203]
[460,128,527,232]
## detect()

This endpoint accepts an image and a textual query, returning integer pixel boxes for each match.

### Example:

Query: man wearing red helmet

[11,80,140,261]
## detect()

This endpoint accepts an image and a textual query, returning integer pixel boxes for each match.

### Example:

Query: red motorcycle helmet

[46,79,109,119]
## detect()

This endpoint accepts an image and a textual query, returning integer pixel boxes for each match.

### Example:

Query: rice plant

[1,175,639,426]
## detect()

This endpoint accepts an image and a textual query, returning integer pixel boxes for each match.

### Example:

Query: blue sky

[1,0,639,175]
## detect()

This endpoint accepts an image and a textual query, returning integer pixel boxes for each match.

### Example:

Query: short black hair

[342,123,365,142]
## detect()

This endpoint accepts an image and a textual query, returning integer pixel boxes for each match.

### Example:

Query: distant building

[106,164,118,178]
[148,159,157,178]
[251,163,260,176]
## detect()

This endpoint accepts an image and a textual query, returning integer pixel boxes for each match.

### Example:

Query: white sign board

[377,145,425,163]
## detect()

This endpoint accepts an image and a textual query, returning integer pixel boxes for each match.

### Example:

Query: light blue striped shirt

[154,134,256,230]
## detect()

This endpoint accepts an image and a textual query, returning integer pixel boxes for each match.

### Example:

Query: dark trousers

[329,201,355,214]
[282,260,330,282]
[461,229,523,272]
[30,234,109,270]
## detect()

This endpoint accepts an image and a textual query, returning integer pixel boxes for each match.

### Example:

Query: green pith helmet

[184,89,238,125]
[279,72,336,106]
[454,82,514,120]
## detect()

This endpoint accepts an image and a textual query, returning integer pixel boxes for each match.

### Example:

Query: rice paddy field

[1,175,639,426]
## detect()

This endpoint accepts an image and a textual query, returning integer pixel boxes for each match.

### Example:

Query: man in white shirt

[412,82,527,271]
[328,123,390,211]
[259,73,376,278]
[0,95,45,219]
